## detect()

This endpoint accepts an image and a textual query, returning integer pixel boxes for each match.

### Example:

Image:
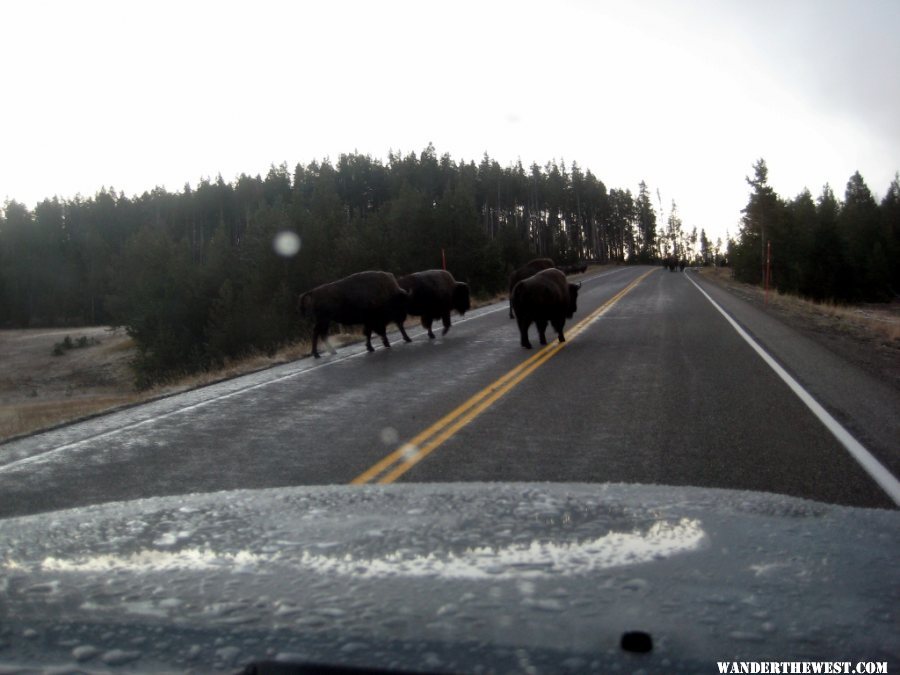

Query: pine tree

[880,173,900,294]
[840,171,888,300]
[735,159,783,284]
[634,181,657,263]
[802,184,848,301]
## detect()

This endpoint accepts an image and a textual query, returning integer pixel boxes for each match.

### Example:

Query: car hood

[1,482,897,673]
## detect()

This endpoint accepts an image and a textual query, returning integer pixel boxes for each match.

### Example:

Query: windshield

[1,2,898,673]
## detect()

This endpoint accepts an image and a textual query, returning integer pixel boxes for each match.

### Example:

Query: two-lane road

[1,266,897,519]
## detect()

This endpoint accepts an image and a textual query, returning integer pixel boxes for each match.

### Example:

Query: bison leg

[516,316,533,349]
[536,319,548,346]
[375,323,391,349]
[312,321,335,358]
[552,317,566,343]
[396,320,412,343]
[363,325,376,352]
[509,300,515,320]
[441,311,451,335]
[311,329,321,359]
[421,316,435,339]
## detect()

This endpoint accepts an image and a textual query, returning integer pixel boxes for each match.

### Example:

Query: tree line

[1,146,673,387]
[731,159,899,303]
[5,149,892,387]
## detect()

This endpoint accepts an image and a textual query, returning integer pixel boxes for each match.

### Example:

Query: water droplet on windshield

[379,427,399,445]
[273,231,301,257]
[516,580,536,596]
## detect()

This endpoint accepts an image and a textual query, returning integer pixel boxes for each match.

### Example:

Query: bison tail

[389,289,409,322]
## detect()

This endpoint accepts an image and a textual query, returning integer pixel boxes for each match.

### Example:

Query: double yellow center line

[351,268,656,485]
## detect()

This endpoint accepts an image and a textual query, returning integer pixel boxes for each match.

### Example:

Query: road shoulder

[689,271,900,480]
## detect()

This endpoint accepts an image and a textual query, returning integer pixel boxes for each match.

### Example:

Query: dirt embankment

[0,325,356,442]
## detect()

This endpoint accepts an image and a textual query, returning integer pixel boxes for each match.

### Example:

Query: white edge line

[0,268,631,473]
[685,273,900,506]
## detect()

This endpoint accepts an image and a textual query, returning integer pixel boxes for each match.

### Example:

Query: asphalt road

[1,266,898,519]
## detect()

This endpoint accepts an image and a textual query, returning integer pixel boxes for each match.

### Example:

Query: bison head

[566,282,581,318]
[453,282,471,316]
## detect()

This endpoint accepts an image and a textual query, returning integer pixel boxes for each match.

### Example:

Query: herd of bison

[298,258,583,358]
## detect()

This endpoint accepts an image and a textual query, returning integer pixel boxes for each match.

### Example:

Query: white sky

[1,0,898,244]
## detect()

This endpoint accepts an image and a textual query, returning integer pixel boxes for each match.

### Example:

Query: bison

[508,257,555,318]
[397,269,471,339]
[298,271,412,358]
[560,262,588,275]
[511,267,580,349]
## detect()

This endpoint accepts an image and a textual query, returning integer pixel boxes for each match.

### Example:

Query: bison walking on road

[508,257,555,318]
[299,271,412,358]
[560,262,588,275]
[397,270,471,339]
[511,268,580,349]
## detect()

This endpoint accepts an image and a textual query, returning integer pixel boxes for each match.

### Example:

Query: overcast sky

[2,0,898,243]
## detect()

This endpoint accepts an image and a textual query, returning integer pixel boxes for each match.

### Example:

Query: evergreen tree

[802,184,848,301]
[665,200,683,261]
[734,159,783,284]
[0,201,35,325]
[779,189,815,295]
[634,181,657,263]
[699,228,710,265]
[880,173,900,294]
[1,147,700,385]
[840,171,889,300]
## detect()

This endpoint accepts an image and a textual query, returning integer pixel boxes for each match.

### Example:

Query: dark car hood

[1,483,897,673]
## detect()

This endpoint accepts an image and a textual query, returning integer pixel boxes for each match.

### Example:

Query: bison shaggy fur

[397,269,471,339]
[511,267,580,349]
[508,257,555,318]
[298,271,411,358]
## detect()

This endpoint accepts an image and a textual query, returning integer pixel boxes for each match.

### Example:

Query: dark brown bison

[298,271,411,358]
[508,257,555,318]
[397,270,471,339]
[560,262,588,275]
[511,268,580,349]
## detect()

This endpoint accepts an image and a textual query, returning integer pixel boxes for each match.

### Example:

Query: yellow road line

[351,268,656,485]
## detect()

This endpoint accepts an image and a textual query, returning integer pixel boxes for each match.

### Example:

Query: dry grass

[773,294,900,343]
[471,292,508,310]
[0,328,379,442]
[165,334,365,391]
[0,395,143,441]
[700,267,900,345]
[1,327,135,439]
